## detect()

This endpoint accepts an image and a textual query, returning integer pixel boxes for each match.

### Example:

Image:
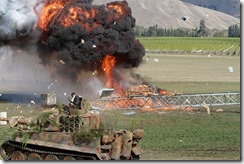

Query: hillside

[181,0,240,18]
[93,0,240,29]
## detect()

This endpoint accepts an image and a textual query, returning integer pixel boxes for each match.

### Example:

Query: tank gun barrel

[0,117,34,127]
[0,117,8,122]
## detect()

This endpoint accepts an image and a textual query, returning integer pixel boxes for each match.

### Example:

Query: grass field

[135,54,240,83]
[151,82,240,94]
[138,37,240,52]
[135,51,240,160]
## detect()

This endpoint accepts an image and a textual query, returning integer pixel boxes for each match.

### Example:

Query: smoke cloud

[0,0,39,41]
[0,0,145,99]
[36,0,145,81]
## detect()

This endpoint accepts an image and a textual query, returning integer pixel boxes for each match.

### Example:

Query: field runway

[135,54,240,83]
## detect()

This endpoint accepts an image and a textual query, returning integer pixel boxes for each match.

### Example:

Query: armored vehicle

[0,104,144,160]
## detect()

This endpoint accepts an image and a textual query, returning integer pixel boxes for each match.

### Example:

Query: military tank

[0,103,144,160]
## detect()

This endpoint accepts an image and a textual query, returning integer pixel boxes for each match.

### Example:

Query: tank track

[1,140,97,160]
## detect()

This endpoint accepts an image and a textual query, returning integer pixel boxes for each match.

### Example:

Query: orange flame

[101,55,124,95]
[106,4,123,14]
[158,89,173,96]
[38,0,128,32]
[102,55,116,88]
[61,7,99,32]
[38,0,71,31]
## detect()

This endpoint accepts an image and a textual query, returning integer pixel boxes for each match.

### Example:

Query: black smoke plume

[37,0,145,81]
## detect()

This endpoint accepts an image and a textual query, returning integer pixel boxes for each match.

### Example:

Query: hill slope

[93,0,240,29]
[181,0,240,18]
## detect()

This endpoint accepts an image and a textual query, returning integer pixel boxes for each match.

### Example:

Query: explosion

[0,0,145,97]
[36,0,145,95]
[0,0,176,110]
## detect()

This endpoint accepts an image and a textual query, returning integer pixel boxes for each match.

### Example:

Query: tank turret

[0,102,144,160]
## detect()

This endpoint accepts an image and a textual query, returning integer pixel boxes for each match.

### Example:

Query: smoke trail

[0,0,39,41]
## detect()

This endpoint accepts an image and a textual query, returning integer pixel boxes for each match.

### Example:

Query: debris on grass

[216,109,223,112]
[228,66,234,73]
[123,111,136,116]
[185,106,199,112]
[203,104,211,115]
[158,111,165,115]
[154,58,159,62]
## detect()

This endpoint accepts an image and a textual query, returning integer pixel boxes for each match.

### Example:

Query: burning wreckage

[92,85,184,111]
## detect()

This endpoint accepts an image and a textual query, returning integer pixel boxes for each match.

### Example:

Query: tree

[228,24,240,37]
[212,28,227,37]
[134,26,145,37]
[147,25,157,36]
[197,19,210,37]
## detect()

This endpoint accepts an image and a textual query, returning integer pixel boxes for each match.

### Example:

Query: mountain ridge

[181,0,240,18]
[93,0,240,29]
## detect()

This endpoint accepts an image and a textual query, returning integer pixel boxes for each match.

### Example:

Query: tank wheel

[0,147,11,160]
[10,151,27,160]
[45,154,59,160]
[76,156,84,160]
[131,152,140,160]
[63,156,76,160]
[28,153,42,160]
[120,156,130,160]
[131,154,140,160]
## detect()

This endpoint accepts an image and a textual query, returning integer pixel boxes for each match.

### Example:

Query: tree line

[134,19,240,38]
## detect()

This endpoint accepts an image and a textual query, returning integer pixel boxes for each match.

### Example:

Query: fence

[93,92,240,110]
[145,49,240,56]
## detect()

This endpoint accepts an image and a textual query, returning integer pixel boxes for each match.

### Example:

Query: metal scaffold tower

[93,92,240,110]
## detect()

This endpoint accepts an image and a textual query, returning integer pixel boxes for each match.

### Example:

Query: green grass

[138,108,240,151]
[113,106,239,159]
[138,37,240,51]
[152,82,240,94]
[101,107,240,160]
[0,103,41,144]
[88,107,240,153]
